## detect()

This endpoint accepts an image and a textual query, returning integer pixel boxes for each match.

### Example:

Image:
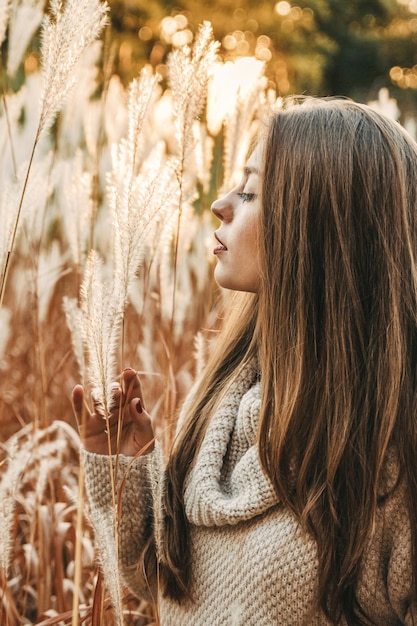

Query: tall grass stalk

[71,462,85,626]
[79,250,125,623]
[159,22,218,424]
[0,138,36,307]
[167,22,218,338]
[0,0,108,306]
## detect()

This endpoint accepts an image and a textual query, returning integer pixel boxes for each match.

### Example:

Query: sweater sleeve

[81,442,164,603]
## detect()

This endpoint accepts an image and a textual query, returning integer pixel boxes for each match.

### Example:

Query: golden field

[0,2,273,623]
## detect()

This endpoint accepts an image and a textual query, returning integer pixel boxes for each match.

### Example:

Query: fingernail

[136,399,143,414]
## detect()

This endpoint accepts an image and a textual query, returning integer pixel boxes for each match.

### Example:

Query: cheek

[240,216,260,257]
[240,221,262,285]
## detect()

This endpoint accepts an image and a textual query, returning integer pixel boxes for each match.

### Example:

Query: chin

[215,279,258,293]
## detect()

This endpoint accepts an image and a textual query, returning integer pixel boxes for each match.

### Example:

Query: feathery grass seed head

[38,0,109,135]
[80,250,124,416]
[167,21,218,161]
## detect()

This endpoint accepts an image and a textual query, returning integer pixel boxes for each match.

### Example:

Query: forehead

[246,142,263,172]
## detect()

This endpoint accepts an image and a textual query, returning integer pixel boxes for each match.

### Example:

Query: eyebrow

[244,166,260,176]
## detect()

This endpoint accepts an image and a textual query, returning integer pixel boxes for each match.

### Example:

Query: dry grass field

[0,2,272,623]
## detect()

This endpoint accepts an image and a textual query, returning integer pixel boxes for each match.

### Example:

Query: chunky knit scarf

[183,360,279,527]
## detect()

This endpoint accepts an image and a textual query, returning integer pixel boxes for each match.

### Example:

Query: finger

[72,384,90,427]
[122,368,144,407]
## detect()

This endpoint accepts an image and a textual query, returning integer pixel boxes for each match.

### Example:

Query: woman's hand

[72,368,154,457]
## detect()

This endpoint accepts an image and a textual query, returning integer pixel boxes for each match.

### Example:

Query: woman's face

[211,144,262,293]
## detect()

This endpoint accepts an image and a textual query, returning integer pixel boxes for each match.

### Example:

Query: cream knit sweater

[82,362,416,625]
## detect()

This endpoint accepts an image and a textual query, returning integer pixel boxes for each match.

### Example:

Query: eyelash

[237,192,257,203]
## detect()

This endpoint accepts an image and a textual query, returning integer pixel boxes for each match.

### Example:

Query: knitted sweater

[82,362,416,625]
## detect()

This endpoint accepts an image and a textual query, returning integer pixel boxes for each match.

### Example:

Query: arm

[72,368,159,601]
[81,445,161,601]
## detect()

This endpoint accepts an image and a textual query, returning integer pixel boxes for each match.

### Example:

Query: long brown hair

[159,291,260,597]
[160,98,417,623]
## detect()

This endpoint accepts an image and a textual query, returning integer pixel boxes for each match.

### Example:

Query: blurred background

[104,0,417,122]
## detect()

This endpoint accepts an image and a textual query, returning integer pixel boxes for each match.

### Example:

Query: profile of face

[211,143,262,293]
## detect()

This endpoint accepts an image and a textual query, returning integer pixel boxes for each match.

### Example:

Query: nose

[211,190,233,221]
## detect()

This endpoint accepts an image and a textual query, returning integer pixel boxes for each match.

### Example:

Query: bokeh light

[398,0,417,12]
[160,14,193,48]
[138,26,153,42]
[390,65,417,89]
[107,0,417,121]
[275,2,291,17]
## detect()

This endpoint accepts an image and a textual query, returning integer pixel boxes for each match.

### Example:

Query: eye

[237,192,257,203]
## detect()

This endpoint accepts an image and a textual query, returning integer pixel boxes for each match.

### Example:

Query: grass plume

[38,0,109,136]
[0,0,108,308]
[79,250,123,418]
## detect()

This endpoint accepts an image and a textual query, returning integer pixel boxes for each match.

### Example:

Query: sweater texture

[82,361,416,625]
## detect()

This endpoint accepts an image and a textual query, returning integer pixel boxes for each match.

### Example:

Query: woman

[73,98,417,625]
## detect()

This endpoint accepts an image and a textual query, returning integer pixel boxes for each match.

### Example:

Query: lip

[214,233,227,255]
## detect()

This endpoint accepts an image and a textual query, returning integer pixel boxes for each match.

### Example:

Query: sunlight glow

[275,1,291,16]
